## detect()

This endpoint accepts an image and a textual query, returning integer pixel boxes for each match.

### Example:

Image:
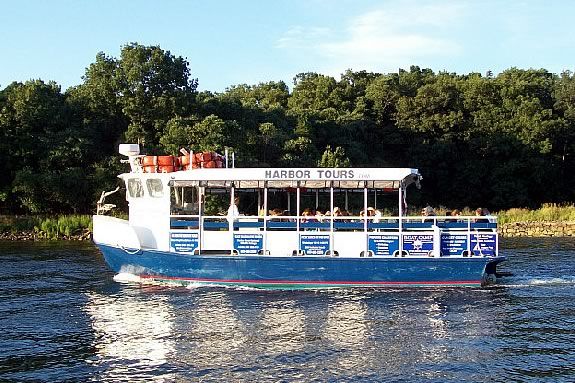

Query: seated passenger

[360,207,376,217]
[269,208,283,216]
[421,206,436,223]
[301,208,315,223]
[228,196,240,218]
[447,209,460,222]
[373,209,382,223]
[474,207,489,224]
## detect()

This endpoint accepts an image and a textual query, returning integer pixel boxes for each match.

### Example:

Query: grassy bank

[413,204,575,225]
[0,215,92,240]
[495,204,575,225]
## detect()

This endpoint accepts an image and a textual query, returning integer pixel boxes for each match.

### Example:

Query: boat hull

[95,243,505,289]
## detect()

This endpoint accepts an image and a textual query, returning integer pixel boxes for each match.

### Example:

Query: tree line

[1,43,574,214]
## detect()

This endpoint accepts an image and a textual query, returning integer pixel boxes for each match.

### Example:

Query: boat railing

[169,214,497,232]
[168,214,498,257]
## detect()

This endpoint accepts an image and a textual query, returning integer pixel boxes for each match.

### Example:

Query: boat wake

[112,272,263,291]
[501,276,575,288]
[113,272,142,283]
[185,283,262,291]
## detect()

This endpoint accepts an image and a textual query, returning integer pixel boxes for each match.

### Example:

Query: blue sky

[1,0,574,92]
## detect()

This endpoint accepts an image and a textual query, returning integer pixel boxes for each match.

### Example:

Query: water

[0,238,574,382]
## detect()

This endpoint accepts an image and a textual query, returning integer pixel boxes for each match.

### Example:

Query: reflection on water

[187,291,247,369]
[325,294,368,348]
[260,300,306,354]
[84,289,176,382]
[1,239,575,382]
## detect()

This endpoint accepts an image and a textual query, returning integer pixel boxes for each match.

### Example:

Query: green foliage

[34,215,92,239]
[0,215,91,239]
[496,204,575,224]
[0,215,41,233]
[318,145,351,167]
[1,42,575,214]
[203,194,228,216]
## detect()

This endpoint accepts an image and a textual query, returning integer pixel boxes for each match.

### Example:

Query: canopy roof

[159,167,421,190]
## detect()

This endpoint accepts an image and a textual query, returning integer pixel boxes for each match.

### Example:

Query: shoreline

[0,229,91,241]
[1,222,574,241]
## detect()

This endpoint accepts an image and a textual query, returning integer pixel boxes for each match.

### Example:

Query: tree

[67,52,127,162]
[0,80,93,212]
[118,43,198,150]
[281,136,318,166]
[318,145,351,167]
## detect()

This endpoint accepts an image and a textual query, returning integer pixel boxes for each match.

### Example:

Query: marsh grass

[0,215,92,239]
[35,215,92,239]
[495,204,575,225]
[410,204,575,224]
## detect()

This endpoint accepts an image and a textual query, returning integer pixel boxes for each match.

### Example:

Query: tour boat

[92,144,506,289]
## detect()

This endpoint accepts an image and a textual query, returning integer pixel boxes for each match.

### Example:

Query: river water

[0,238,574,382]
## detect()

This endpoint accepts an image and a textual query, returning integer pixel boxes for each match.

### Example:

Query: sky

[1,0,574,92]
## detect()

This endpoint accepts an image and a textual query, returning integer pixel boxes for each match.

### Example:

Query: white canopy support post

[257,189,262,215]
[296,185,301,233]
[330,183,334,256]
[467,217,471,255]
[364,185,368,257]
[263,184,268,255]
[398,183,403,256]
[296,185,301,255]
[432,224,441,257]
[229,186,235,252]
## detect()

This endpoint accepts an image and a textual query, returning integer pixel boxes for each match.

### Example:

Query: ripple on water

[0,239,574,382]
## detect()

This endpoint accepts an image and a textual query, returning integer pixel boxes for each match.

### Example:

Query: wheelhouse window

[127,178,144,198]
[146,179,164,198]
[171,185,201,214]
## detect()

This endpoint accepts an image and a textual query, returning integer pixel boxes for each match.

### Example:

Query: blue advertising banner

[440,233,468,256]
[170,232,199,253]
[300,234,330,255]
[471,233,497,256]
[368,234,400,256]
[402,234,434,256]
[234,234,263,255]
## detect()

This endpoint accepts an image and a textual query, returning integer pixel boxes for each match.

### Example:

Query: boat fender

[119,245,142,255]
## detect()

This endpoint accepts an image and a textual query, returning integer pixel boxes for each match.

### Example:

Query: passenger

[269,208,283,216]
[421,206,436,223]
[360,207,376,217]
[228,196,240,217]
[301,208,314,223]
[448,209,460,222]
[482,208,495,223]
[474,207,489,224]
[373,209,382,224]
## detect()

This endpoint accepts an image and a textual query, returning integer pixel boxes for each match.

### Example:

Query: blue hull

[95,243,505,289]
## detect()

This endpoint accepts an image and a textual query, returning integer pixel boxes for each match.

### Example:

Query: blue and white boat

[92,144,506,289]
